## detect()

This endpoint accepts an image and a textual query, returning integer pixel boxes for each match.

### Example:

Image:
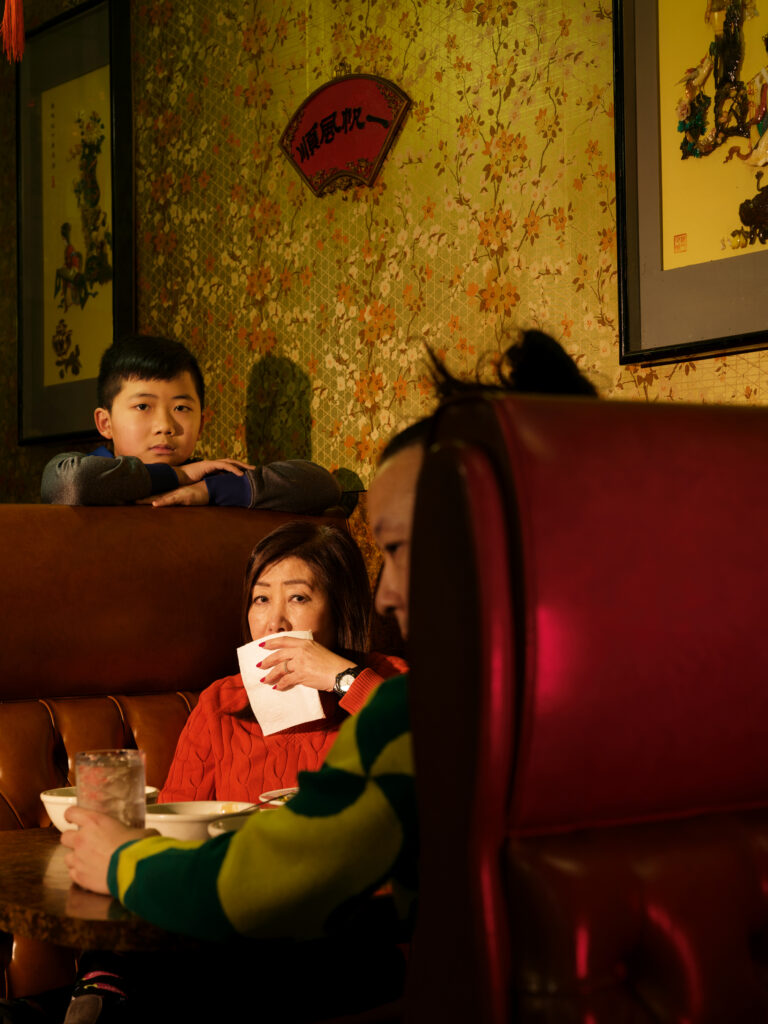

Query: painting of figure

[42,66,113,387]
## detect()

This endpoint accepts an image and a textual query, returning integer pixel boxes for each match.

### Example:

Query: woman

[160,520,406,802]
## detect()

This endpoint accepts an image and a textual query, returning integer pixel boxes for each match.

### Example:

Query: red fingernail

[272,685,277,690]
[256,661,263,668]
[258,642,266,648]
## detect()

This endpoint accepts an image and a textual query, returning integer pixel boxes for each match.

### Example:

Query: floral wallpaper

[3,0,768,504]
[132,0,620,479]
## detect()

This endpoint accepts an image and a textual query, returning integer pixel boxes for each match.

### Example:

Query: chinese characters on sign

[295,107,391,163]
[281,75,411,197]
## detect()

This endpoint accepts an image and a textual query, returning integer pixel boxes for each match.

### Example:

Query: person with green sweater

[56,330,595,1023]
[62,437,422,938]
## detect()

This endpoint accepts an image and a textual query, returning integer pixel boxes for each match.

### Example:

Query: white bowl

[40,785,160,832]
[145,801,252,841]
[208,811,254,838]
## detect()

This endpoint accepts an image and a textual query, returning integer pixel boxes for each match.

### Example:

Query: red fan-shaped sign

[280,75,411,197]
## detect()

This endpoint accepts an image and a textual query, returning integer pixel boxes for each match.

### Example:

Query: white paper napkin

[237,630,325,736]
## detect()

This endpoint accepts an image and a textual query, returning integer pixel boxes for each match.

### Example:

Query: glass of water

[75,749,146,827]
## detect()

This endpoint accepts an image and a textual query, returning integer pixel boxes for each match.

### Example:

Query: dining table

[0,827,199,952]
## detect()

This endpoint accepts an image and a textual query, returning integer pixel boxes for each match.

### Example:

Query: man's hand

[175,459,254,486]
[149,482,209,507]
[61,806,156,894]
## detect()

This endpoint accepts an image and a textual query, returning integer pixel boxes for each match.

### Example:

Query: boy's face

[94,372,203,466]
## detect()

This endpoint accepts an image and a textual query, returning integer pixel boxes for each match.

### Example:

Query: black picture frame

[17,0,134,443]
[614,0,768,365]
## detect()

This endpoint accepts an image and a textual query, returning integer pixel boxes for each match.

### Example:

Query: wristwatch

[334,665,364,697]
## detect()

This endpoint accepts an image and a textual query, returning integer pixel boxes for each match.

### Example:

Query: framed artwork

[17,0,133,443]
[614,0,768,364]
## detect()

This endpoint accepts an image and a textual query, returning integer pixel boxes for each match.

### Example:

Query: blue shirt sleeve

[204,473,251,506]
[145,463,181,495]
[203,461,341,512]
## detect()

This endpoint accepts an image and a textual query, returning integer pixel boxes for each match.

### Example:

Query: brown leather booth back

[0,505,313,699]
[407,395,768,1023]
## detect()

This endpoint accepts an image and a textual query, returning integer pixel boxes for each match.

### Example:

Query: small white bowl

[41,785,160,832]
[258,787,298,807]
[208,789,298,837]
[145,801,252,841]
[208,811,253,838]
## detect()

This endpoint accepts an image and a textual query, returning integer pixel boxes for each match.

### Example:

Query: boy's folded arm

[41,452,178,506]
[42,452,341,511]
[205,460,342,513]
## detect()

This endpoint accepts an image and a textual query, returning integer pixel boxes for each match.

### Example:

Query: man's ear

[94,407,113,439]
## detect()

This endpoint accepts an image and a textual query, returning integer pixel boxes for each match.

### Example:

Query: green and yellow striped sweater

[108,674,415,941]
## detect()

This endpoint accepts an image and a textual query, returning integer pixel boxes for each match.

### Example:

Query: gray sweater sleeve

[40,452,157,505]
[42,453,342,512]
[243,460,342,513]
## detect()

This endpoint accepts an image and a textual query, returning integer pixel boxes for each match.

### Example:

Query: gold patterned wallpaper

[3,0,768,503]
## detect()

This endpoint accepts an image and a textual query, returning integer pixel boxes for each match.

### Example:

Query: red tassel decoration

[2,0,24,63]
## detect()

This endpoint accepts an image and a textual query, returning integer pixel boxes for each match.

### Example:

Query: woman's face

[247,556,336,649]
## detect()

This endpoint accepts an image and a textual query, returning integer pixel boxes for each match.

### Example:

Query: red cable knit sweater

[160,652,408,803]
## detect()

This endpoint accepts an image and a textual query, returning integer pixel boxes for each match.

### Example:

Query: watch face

[339,673,354,691]
[335,668,360,695]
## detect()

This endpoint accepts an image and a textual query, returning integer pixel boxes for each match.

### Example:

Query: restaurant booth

[4,393,768,1022]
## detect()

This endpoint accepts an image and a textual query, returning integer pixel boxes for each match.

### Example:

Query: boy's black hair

[97,335,205,410]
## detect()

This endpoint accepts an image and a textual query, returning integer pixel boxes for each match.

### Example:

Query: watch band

[333,665,364,697]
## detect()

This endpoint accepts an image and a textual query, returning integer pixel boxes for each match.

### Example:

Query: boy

[41,335,341,512]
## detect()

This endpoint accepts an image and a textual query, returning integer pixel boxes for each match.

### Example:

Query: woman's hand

[259,635,357,692]
[60,806,157,894]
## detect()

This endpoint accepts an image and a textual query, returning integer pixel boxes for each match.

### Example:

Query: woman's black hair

[240,521,371,657]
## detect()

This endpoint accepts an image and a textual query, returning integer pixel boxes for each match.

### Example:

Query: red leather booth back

[429,394,768,829]
[494,395,768,831]
[407,394,768,1023]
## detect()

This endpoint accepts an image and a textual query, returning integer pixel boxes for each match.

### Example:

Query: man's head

[368,330,596,641]
[368,426,430,641]
[94,335,205,466]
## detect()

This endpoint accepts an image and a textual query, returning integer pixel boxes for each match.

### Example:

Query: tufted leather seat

[407,394,768,1023]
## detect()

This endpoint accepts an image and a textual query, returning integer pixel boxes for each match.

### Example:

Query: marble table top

[0,828,199,951]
